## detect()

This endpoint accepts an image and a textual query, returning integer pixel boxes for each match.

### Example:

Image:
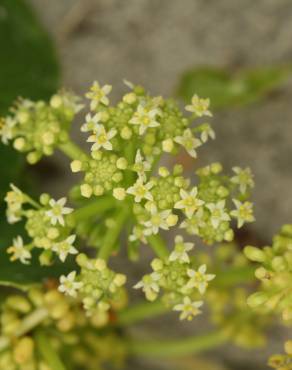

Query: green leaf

[176,65,291,110]
[0,0,60,284]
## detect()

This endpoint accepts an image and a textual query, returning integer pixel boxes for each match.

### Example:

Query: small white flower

[129,104,160,135]
[174,129,201,158]
[7,236,31,264]
[58,271,83,298]
[186,264,215,294]
[169,235,194,264]
[173,297,203,320]
[81,112,102,132]
[129,226,147,244]
[46,197,73,226]
[174,187,204,219]
[206,200,230,229]
[127,177,154,203]
[231,167,254,194]
[200,124,215,143]
[134,272,160,301]
[85,81,112,110]
[132,150,151,179]
[143,204,172,235]
[0,117,16,144]
[230,199,255,228]
[185,94,212,117]
[87,124,117,151]
[180,208,205,235]
[52,235,78,262]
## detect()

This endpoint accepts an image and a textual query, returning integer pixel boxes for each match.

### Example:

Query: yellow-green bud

[244,246,266,263]
[80,184,93,198]
[71,160,82,173]
[116,157,128,169]
[113,187,126,200]
[162,138,174,152]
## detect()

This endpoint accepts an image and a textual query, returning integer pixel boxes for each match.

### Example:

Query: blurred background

[1,0,292,369]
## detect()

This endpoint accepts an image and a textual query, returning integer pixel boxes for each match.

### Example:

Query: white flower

[143,204,172,235]
[85,81,112,110]
[46,197,73,226]
[81,113,102,132]
[231,167,254,194]
[186,264,215,294]
[129,226,147,244]
[180,208,205,235]
[129,104,160,135]
[132,150,151,179]
[7,236,31,264]
[169,235,194,263]
[200,124,215,143]
[206,200,230,229]
[127,177,154,202]
[5,184,25,223]
[87,124,117,151]
[173,297,203,320]
[0,117,16,144]
[174,129,201,158]
[52,235,78,262]
[185,94,212,117]
[174,187,204,218]
[134,272,160,301]
[58,271,83,298]
[230,199,255,228]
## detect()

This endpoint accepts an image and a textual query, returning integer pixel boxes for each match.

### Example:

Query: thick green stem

[118,300,167,326]
[35,330,66,370]
[128,331,227,357]
[72,196,116,222]
[58,140,89,161]
[147,234,169,259]
[98,206,129,260]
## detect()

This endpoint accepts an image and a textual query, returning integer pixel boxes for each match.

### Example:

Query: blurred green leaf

[176,66,291,110]
[0,0,60,283]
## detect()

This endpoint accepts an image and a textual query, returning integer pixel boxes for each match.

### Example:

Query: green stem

[128,331,226,357]
[98,206,129,260]
[72,196,116,222]
[58,140,89,161]
[118,300,167,326]
[147,234,169,259]
[0,307,49,352]
[35,330,66,370]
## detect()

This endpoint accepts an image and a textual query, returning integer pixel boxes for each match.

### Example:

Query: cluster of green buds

[244,224,292,322]
[204,242,271,348]
[0,285,126,370]
[59,254,127,316]
[0,91,83,163]
[5,184,76,265]
[134,235,215,320]
[269,340,292,370]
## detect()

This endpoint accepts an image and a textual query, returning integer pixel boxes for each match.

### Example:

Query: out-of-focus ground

[28,1,292,369]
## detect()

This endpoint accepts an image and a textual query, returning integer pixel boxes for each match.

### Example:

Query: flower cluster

[244,224,292,322]
[0,91,82,163]
[0,285,126,370]
[59,254,127,316]
[269,340,292,370]
[5,185,76,265]
[134,235,215,320]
